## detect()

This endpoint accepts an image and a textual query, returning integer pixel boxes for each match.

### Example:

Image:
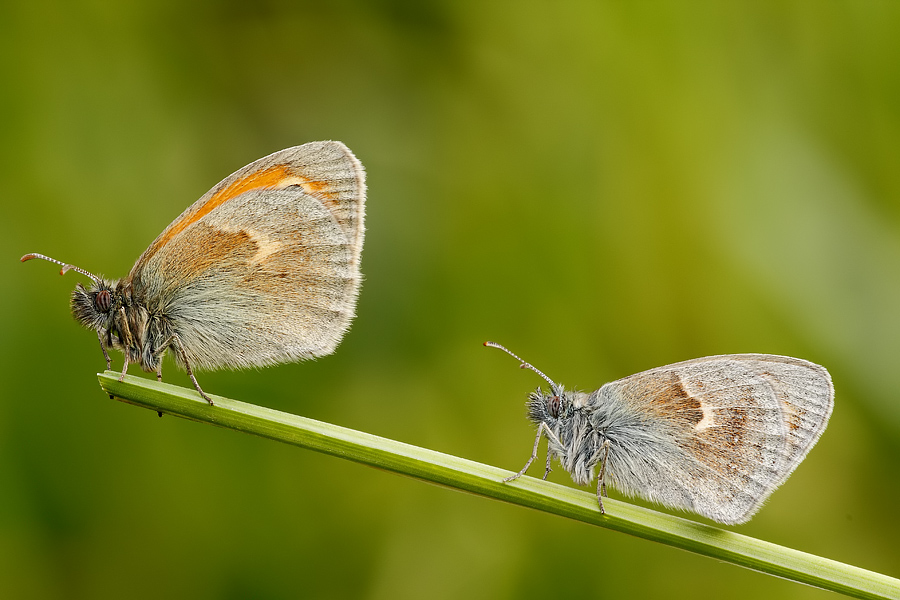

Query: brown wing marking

[144,165,339,263]
[641,371,705,428]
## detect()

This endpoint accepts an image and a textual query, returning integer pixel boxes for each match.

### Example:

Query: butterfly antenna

[21,253,101,283]
[484,341,560,394]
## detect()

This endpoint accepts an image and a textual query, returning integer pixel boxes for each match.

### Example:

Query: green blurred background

[3,1,899,598]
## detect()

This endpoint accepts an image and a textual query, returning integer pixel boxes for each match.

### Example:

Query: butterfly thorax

[527,387,608,486]
[70,278,173,372]
[528,385,684,490]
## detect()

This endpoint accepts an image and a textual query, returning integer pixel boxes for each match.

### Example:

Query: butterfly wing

[127,141,365,370]
[599,354,833,524]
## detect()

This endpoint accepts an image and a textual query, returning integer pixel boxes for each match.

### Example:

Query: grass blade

[98,372,898,600]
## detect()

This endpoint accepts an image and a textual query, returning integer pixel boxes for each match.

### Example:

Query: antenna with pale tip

[21,253,101,283]
[483,341,560,394]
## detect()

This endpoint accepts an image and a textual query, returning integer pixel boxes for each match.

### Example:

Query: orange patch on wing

[302,179,329,193]
[156,165,291,249]
[138,161,345,270]
[147,164,339,257]
[160,225,254,280]
[298,178,340,210]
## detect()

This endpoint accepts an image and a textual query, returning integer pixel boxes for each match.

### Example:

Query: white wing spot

[694,403,717,431]
[246,229,283,263]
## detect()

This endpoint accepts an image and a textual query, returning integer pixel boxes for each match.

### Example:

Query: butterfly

[487,342,834,524]
[23,141,366,405]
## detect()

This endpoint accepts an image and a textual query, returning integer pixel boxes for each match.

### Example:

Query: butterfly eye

[549,396,561,418]
[95,290,112,313]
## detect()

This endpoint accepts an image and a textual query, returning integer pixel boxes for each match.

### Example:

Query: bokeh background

[3,1,899,598]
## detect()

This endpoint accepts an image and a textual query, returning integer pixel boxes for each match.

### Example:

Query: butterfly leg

[595,439,611,514]
[542,449,553,481]
[97,330,115,399]
[96,330,112,370]
[155,364,164,417]
[504,422,560,483]
[171,333,215,406]
[116,307,133,383]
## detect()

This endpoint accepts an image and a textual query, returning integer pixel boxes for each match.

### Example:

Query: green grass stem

[98,372,898,600]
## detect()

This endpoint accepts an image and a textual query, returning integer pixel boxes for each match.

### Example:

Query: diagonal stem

[97,371,898,600]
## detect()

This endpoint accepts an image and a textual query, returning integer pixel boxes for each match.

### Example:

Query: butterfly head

[526,385,572,426]
[71,278,124,332]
